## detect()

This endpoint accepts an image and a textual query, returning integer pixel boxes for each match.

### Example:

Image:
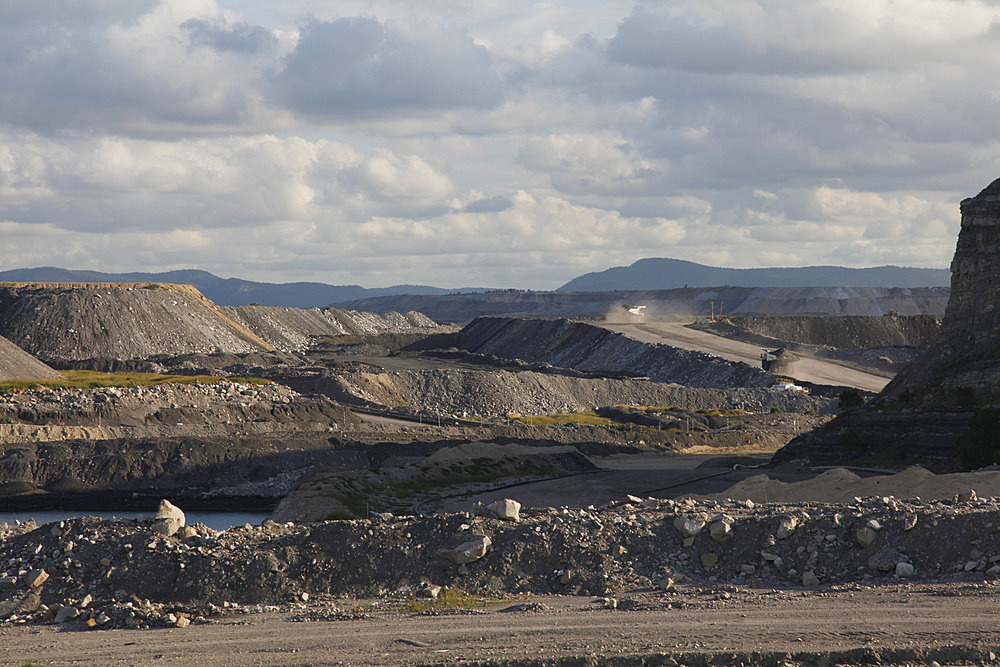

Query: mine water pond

[0,511,270,531]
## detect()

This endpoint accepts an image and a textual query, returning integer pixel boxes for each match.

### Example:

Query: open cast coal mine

[5,180,1000,665]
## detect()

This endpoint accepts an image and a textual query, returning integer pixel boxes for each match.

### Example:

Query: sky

[1,0,998,289]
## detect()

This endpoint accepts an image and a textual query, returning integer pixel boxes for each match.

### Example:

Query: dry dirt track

[602,322,890,392]
[4,587,999,666]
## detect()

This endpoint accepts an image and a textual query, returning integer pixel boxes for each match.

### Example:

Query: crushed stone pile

[4,490,1000,630]
[706,466,1000,504]
[454,317,774,388]
[319,367,834,418]
[226,305,441,352]
[0,335,63,381]
[0,283,270,362]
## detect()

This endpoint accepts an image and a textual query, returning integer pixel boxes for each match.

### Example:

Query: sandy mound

[707,466,1000,503]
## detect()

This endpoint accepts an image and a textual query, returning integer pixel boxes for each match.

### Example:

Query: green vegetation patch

[0,370,270,394]
[403,587,515,614]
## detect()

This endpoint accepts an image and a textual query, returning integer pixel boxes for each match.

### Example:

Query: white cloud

[0,0,993,288]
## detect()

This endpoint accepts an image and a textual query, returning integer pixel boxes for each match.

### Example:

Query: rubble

[4,490,1000,630]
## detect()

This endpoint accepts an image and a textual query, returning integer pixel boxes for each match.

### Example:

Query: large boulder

[151,499,185,537]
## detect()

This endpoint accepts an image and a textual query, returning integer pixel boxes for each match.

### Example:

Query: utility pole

[709,301,715,322]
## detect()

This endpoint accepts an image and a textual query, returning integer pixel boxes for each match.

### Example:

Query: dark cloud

[183,19,277,54]
[272,17,503,118]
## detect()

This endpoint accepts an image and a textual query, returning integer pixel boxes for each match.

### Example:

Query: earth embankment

[225,305,441,352]
[446,317,774,388]
[0,283,271,362]
[703,314,941,348]
[296,367,833,418]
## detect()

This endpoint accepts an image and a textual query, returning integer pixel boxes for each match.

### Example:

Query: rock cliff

[774,178,1000,467]
[882,178,1000,404]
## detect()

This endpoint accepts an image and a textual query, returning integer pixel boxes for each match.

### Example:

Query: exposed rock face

[774,178,1000,467]
[883,178,1000,404]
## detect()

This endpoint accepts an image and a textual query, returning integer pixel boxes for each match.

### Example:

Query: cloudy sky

[1,0,997,289]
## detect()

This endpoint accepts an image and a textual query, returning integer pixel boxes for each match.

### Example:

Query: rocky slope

[0,335,63,381]
[4,487,1000,630]
[339,286,950,323]
[225,305,440,352]
[705,315,941,349]
[304,366,833,418]
[775,178,1000,467]
[447,317,774,388]
[0,382,359,500]
[0,283,272,362]
[882,178,1000,404]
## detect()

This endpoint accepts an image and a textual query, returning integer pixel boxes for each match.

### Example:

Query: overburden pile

[3,488,1000,629]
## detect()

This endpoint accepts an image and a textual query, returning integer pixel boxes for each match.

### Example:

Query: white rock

[486,499,521,522]
[673,517,705,537]
[710,520,733,542]
[776,516,798,539]
[155,499,186,526]
[895,562,915,577]
[439,535,492,564]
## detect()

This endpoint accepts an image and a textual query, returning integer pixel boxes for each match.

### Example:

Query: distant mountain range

[0,258,951,310]
[0,267,487,308]
[558,258,951,292]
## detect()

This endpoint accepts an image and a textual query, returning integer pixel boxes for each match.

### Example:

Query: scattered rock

[776,516,798,539]
[673,517,706,537]
[486,499,521,522]
[855,527,877,547]
[439,535,491,564]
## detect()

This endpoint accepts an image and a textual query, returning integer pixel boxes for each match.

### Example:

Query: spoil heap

[0,335,62,381]
[0,283,272,362]
[451,317,773,388]
[225,305,441,352]
[4,487,1000,629]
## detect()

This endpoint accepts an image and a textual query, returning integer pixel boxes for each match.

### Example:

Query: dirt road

[602,321,890,392]
[4,586,998,666]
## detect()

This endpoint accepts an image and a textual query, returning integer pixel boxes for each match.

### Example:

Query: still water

[0,511,270,531]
